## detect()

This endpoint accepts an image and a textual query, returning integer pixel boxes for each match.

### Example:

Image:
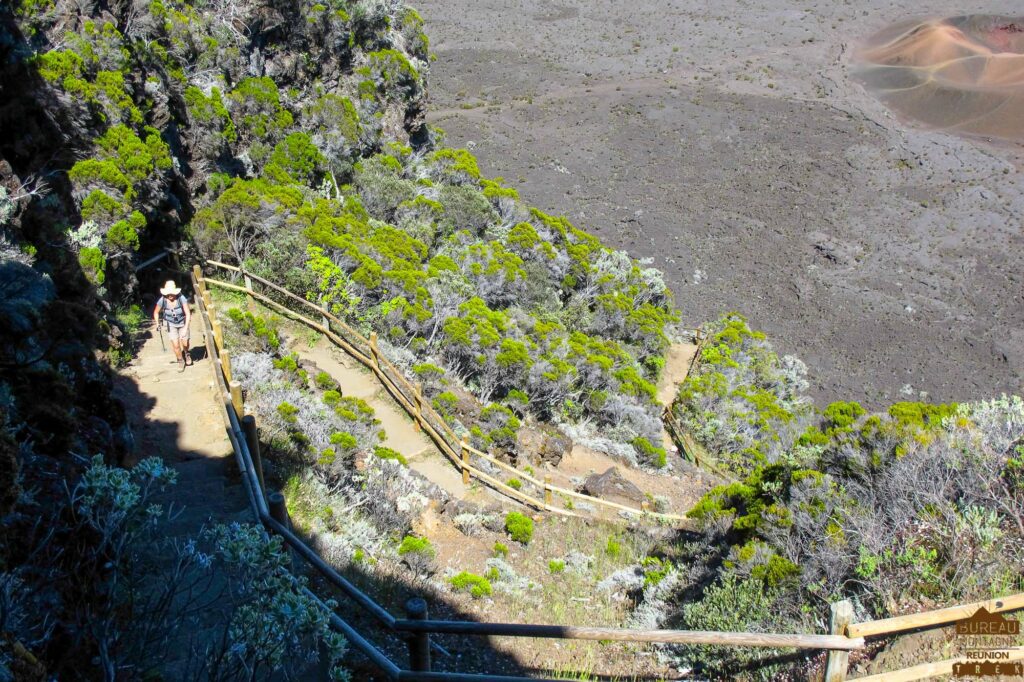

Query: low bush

[449,571,492,598]
[504,512,534,545]
[548,559,565,574]
[605,535,623,558]
[397,534,435,574]
[675,574,789,680]
[372,445,407,466]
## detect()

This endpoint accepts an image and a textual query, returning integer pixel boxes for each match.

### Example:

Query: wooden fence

[199,260,692,525]
[189,265,1023,680]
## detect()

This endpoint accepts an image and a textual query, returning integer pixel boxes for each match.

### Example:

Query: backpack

[158,295,188,326]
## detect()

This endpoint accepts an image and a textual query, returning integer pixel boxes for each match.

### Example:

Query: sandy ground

[416,0,1024,407]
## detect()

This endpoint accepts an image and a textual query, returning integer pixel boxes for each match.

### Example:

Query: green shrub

[504,512,533,544]
[492,542,509,558]
[314,371,335,389]
[329,432,357,450]
[106,210,145,251]
[605,535,622,558]
[678,574,788,679]
[631,436,667,468]
[78,246,106,285]
[888,401,958,430]
[506,478,522,491]
[640,556,672,587]
[274,354,299,373]
[372,446,407,466]
[276,402,299,424]
[267,131,326,184]
[823,401,866,431]
[449,571,492,598]
[398,535,434,558]
[228,310,281,350]
[548,559,565,574]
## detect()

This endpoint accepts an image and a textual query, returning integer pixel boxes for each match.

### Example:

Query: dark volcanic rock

[517,423,572,466]
[581,467,644,503]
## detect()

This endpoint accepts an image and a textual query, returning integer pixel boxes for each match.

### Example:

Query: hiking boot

[178,358,186,373]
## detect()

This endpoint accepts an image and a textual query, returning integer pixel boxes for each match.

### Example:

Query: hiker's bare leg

[182,339,191,365]
[171,339,182,362]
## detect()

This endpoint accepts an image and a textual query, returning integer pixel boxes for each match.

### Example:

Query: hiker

[153,280,192,372]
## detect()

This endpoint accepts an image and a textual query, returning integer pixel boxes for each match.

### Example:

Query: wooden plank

[322,329,373,368]
[206,259,241,272]
[461,446,544,492]
[851,647,1024,682]
[824,600,853,681]
[848,593,1024,639]
[465,463,575,517]
[203,277,249,294]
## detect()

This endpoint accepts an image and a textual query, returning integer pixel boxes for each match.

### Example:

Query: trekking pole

[157,322,166,351]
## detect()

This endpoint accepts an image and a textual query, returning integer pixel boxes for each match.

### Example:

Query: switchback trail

[303,336,706,516]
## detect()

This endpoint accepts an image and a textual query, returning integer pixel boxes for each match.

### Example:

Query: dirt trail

[114,315,248,536]
[656,341,698,451]
[302,340,472,500]
[303,338,706,516]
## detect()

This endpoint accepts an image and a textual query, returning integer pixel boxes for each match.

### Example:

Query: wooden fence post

[413,383,423,432]
[229,380,243,416]
[268,491,297,571]
[244,272,255,311]
[220,348,232,384]
[544,475,553,507]
[405,597,432,672]
[369,331,379,370]
[460,439,470,485]
[212,320,224,353]
[824,600,853,682]
[241,414,266,496]
[193,265,205,295]
[320,307,330,333]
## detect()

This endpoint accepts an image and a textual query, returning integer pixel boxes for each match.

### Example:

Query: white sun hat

[160,280,182,296]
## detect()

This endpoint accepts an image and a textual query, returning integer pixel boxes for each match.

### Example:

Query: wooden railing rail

[847,592,1024,639]
[202,261,691,524]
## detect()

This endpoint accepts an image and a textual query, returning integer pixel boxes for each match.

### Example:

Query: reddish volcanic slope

[855,16,1024,141]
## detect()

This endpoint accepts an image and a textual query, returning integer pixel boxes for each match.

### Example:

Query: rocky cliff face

[0,1,430,674]
[0,0,430,474]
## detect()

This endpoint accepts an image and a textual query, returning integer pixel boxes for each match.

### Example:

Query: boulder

[580,467,644,503]
[517,423,572,467]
